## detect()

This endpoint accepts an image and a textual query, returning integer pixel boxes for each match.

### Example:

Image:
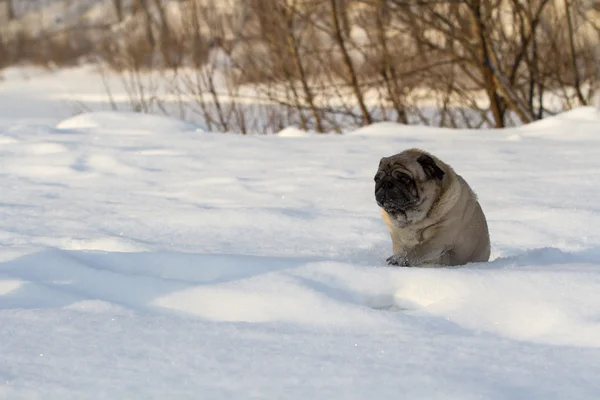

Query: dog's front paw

[386,254,410,267]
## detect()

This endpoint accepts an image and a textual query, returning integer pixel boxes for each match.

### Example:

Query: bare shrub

[2,0,598,133]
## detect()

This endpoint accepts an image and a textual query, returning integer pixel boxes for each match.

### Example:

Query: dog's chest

[390,226,423,253]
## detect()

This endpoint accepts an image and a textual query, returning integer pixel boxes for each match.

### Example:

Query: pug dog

[374,148,490,267]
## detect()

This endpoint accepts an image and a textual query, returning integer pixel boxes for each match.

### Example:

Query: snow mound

[515,106,600,140]
[348,121,447,136]
[276,126,315,137]
[56,111,204,134]
[551,106,600,122]
[348,107,600,141]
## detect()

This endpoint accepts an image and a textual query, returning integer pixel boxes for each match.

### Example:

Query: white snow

[1,68,600,399]
[56,111,204,134]
[276,126,316,137]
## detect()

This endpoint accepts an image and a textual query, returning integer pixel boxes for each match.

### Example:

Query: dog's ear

[417,154,445,181]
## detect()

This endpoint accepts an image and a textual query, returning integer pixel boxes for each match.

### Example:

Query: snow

[56,111,204,133]
[2,68,600,399]
[276,126,316,137]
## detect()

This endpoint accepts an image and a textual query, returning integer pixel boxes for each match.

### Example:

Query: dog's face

[374,149,446,216]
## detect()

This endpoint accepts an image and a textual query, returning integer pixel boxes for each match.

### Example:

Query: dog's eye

[393,171,413,185]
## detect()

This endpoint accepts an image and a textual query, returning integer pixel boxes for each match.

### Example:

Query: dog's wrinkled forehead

[378,152,419,172]
[378,149,446,181]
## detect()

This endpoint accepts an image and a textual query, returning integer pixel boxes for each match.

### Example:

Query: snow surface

[2,68,600,399]
[56,111,204,134]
